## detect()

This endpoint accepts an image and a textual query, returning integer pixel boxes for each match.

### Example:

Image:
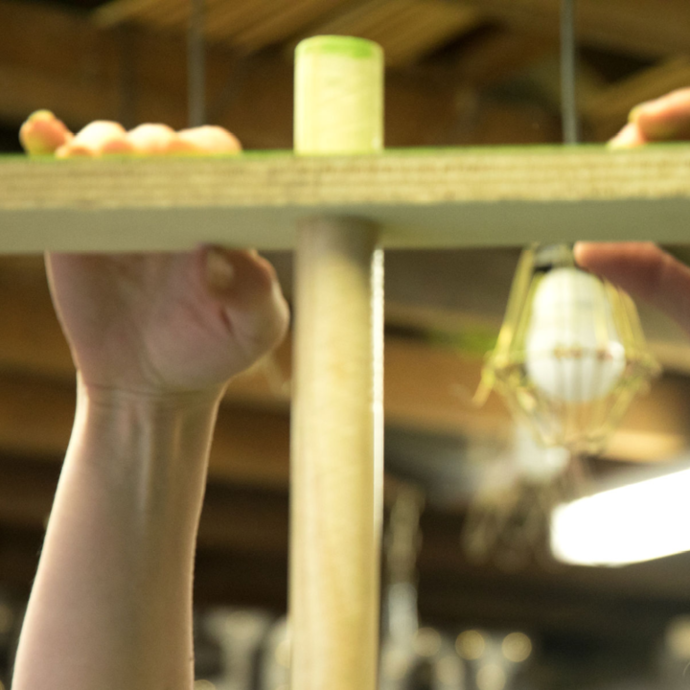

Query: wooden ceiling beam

[0,0,557,148]
[210,0,354,53]
[291,0,482,67]
[97,0,482,61]
[455,0,690,59]
[95,0,690,63]
[451,28,557,88]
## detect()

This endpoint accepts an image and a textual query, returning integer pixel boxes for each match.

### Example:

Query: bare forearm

[12,379,220,690]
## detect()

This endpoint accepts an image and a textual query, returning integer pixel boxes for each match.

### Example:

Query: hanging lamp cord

[188,0,206,127]
[560,0,579,145]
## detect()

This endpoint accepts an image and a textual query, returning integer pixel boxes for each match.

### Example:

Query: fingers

[177,126,242,153]
[607,88,690,150]
[71,122,241,157]
[608,122,648,149]
[575,242,690,334]
[126,124,188,154]
[125,123,243,154]
[21,112,243,158]
[127,124,241,155]
[203,247,290,353]
[56,121,133,157]
[19,110,73,155]
[588,90,690,334]
[630,88,690,142]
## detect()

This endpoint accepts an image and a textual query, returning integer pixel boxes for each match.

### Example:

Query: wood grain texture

[290,217,383,690]
[289,38,385,690]
[457,0,690,58]
[95,0,690,60]
[0,0,557,149]
[1,146,690,251]
[295,0,481,66]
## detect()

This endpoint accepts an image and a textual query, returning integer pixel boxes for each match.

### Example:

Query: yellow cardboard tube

[290,36,385,690]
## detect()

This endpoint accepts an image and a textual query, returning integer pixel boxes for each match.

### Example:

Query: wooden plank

[457,0,690,59]
[1,146,690,251]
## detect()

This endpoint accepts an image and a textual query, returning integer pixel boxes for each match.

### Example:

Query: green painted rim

[296,35,382,61]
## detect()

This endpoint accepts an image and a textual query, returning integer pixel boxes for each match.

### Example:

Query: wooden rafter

[94,0,690,62]
[289,0,482,67]
[449,28,557,87]
[0,0,558,148]
[456,0,690,59]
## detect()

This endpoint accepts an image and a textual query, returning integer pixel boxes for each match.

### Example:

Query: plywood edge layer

[0,146,689,251]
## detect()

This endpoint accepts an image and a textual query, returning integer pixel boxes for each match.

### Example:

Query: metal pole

[187,0,206,127]
[560,0,579,145]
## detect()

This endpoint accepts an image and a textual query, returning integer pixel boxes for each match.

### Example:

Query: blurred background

[2,0,690,687]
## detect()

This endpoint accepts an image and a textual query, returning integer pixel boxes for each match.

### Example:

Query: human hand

[575,88,690,335]
[20,112,290,399]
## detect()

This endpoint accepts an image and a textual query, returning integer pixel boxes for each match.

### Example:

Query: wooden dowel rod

[291,216,383,690]
[290,36,385,690]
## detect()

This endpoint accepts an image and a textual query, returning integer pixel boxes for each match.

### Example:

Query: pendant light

[478,0,660,455]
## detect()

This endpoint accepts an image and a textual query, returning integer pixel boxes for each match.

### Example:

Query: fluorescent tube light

[551,465,690,566]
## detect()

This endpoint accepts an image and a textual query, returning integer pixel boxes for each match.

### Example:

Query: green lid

[295,35,382,61]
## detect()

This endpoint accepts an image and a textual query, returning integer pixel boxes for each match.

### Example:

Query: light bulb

[481,245,659,453]
[525,267,626,403]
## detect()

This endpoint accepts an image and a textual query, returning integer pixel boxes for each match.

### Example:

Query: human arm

[11,115,289,690]
[575,88,690,334]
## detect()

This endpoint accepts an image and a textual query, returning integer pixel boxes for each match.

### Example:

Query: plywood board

[1,145,690,252]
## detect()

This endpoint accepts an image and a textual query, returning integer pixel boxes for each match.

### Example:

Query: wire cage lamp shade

[480,244,660,455]
[479,0,660,456]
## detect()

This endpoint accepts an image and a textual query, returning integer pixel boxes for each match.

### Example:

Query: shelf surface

[1,145,690,252]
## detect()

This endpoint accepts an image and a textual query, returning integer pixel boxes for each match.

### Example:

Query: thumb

[19,110,73,155]
[204,247,290,350]
[629,88,690,142]
[575,242,690,334]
